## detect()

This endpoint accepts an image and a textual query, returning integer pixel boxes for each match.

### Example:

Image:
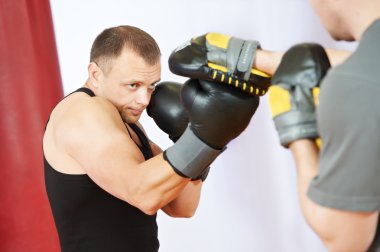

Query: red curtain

[0,0,63,251]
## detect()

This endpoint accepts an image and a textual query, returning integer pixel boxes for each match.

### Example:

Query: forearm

[147,130,204,217]
[289,139,320,220]
[253,49,351,76]
[161,180,202,218]
[325,49,352,66]
[120,153,191,215]
[289,140,377,252]
[254,49,284,75]
[289,140,337,249]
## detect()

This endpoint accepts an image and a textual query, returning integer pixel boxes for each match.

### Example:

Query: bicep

[310,206,378,251]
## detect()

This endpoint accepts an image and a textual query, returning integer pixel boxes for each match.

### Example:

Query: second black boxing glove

[147,81,188,142]
[164,79,259,179]
[147,81,210,181]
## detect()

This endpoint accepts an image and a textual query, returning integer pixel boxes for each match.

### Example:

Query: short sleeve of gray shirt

[307,19,380,212]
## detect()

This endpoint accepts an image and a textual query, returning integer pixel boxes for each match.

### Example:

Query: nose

[136,88,151,106]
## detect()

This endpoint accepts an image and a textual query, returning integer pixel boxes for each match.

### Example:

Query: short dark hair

[90,25,161,72]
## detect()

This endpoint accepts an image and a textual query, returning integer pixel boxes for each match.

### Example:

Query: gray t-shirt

[308,19,380,251]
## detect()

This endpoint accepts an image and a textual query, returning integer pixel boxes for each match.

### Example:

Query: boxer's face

[96,48,161,124]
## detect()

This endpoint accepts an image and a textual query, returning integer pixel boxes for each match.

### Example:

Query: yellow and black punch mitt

[269,43,330,148]
[169,33,271,96]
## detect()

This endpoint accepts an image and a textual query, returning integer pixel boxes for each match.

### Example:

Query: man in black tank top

[43,25,260,251]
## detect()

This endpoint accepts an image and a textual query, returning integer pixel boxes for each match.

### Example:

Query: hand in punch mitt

[269,43,331,148]
[169,33,271,96]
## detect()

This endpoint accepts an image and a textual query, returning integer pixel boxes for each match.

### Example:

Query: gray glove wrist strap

[274,110,318,147]
[164,126,223,178]
[229,38,260,81]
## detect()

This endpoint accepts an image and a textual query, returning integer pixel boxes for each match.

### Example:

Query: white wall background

[49,1,356,251]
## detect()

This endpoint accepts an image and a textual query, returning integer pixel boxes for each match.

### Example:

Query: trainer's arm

[254,50,284,75]
[253,49,351,75]
[289,140,379,252]
[325,49,352,66]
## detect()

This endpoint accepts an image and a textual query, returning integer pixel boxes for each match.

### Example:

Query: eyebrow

[120,78,161,85]
[152,79,161,85]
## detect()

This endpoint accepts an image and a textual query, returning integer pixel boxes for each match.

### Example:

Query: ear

[88,62,102,88]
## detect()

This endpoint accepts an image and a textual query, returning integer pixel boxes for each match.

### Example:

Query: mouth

[129,108,144,116]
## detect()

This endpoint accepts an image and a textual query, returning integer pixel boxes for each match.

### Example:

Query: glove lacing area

[208,67,271,96]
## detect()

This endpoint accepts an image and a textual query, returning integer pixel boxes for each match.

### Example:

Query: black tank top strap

[68,87,95,97]
[125,125,133,139]
[128,124,154,160]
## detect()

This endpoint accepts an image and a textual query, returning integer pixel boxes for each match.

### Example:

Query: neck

[351,8,380,40]
[83,80,96,94]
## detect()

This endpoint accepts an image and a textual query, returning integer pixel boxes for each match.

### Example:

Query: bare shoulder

[43,92,134,171]
[50,93,124,139]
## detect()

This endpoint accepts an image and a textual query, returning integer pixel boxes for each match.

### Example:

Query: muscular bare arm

[148,137,202,217]
[58,96,193,215]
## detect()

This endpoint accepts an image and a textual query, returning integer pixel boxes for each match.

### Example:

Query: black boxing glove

[164,79,259,179]
[147,81,188,142]
[269,43,331,147]
[169,33,271,96]
[147,81,210,181]
[182,79,259,149]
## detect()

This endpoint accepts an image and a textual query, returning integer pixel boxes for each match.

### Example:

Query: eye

[148,83,157,91]
[127,83,138,90]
